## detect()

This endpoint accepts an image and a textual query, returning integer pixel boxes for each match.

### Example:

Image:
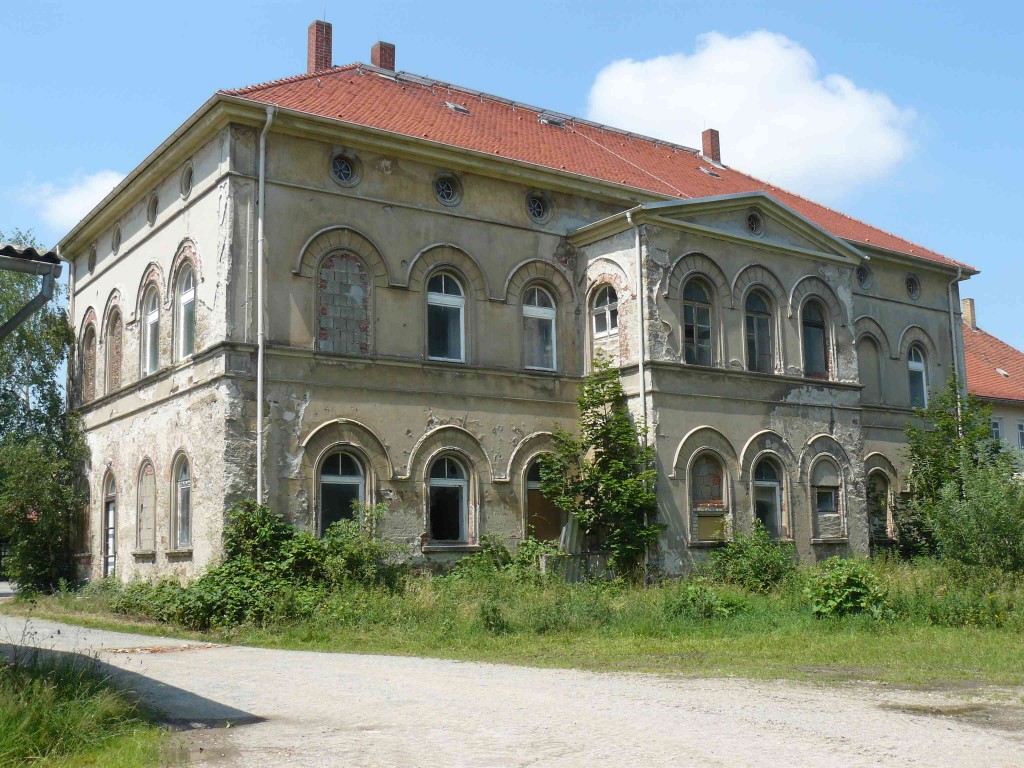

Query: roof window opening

[445,101,470,115]
[997,368,1010,378]
[698,166,721,178]
[538,113,565,128]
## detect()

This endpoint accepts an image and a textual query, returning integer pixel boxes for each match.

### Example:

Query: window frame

[689,451,729,543]
[590,285,619,340]
[907,344,928,408]
[1017,421,1024,451]
[681,278,714,367]
[318,449,367,535]
[427,455,470,543]
[105,309,123,393]
[866,470,892,544]
[801,299,831,380]
[522,284,557,371]
[171,454,192,551]
[810,457,845,541]
[81,324,97,403]
[744,290,774,374]
[135,460,157,551]
[141,286,160,377]
[102,473,116,578]
[991,417,1004,442]
[426,271,466,363]
[752,457,784,539]
[175,264,196,361]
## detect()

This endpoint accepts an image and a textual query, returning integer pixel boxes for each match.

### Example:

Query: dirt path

[2,615,1022,767]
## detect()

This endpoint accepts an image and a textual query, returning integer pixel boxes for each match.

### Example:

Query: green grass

[0,655,161,767]
[9,560,1024,690]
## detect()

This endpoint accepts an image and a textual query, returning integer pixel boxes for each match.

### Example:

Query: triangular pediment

[641,193,866,264]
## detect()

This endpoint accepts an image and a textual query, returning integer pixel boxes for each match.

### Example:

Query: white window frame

[523,286,557,371]
[142,287,160,376]
[752,459,783,539]
[319,451,366,533]
[991,417,1004,442]
[102,474,116,578]
[172,456,192,550]
[428,456,468,542]
[427,273,466,363]
[745,291,774,374]
[908,344,928,408]
[681,278,714,367]
[176,265,196,360]
[1017,421,1024,451]
[591,285,618,339]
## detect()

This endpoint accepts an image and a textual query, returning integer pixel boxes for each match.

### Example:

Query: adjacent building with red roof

[58,20,975,579]
[961,299,1024,450]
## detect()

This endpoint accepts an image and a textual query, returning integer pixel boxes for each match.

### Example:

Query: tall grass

[0,654,158,767]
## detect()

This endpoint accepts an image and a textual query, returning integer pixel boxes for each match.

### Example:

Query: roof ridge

[220,63,361,96]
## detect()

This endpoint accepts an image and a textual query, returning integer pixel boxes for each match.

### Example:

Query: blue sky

[3,1,1022,346]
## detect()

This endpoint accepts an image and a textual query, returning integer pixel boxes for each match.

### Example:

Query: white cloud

[586,31,915,201]
[17,170,125,232]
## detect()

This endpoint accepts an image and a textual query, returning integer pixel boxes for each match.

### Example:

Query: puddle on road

[880,701,1024,734]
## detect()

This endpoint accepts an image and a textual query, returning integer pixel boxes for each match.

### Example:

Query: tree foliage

[539,353,662,579]
[0,228,85,592]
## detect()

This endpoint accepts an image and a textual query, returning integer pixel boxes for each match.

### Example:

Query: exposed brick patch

[317,252,371,356]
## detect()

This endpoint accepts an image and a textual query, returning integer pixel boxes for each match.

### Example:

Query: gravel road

[2,615,1022,767]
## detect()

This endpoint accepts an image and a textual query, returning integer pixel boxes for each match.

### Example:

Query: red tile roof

[963,323,1024,403]
[221,64,972,271]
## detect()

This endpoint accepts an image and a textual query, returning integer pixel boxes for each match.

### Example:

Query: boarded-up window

[137,463,156,551]
[691,453,727,541]
[526,460,563,542]
[867,472,890,542]
[106,311,123,392]
[812,459,844,539]
[317,252,370,356]
[858,336,881,404]
[82,326,96,403]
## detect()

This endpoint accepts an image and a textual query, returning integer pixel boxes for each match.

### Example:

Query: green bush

[321,503,406,589]
[661,579,748,621]
[805,557,888,620]
[706,523,796,593]
[111,578,182,623]
[479,596,510,634]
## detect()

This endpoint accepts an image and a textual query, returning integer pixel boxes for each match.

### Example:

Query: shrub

[321,503,406,589]
[805,558,888,620]
[706,523,796,593]
[479,596,510,634]
[661,579,748,621]
[111,579,182,623]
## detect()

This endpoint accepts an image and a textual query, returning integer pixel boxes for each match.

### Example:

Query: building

[59,21,976,581]
[961,298,1024,450]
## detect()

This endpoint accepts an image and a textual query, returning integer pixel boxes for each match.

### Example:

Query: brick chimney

[307,20,333,73]
[962,298,977,330]
[702,128,721,164]
[371,41,396,71]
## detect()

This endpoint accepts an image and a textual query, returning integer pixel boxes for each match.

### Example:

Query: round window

[855,265,872,290]
[434,173,461,206]
[905,275,921,300]
[111,225,122,255]
[526,193,551,223]
[87,244,97,274]
[330,152,359,187]
[146,194,158,226]
[746,210,765,237]
[180,163,194,199]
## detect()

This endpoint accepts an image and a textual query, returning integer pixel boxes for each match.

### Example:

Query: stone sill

[422,544,482,554]
[688,540,727,549]
[132,550,157,559]
[165,549,194,559]
[811,537,849,545]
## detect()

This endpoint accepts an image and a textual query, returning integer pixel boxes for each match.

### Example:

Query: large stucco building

[61,21,976,580]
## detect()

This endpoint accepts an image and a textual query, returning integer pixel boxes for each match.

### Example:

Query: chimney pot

[371,41,396,71]
[961,297,977,330]
[307,20,333,73]
[702,128,721,164]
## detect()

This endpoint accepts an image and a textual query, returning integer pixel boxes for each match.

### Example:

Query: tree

[0,228,85,592]
[539,353,662,580]
[898,377,1013,557]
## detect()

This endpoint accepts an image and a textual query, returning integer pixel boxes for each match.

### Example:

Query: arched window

[102,473,116,578]
[753,458,783,539]
[745,291,773,374]
[867,471,891,544]
[682,279,713,366]
[106,310,123,393]
[427,272,465,362]
[141,287,160,376]
[691,453,727,541]
[171,456,192,550]
[858,336,882,404]
[908,344,928,408]
[525,459,563,541]
[176,265,195,360]
[81,325,97,403]
[801,300,829,380]
[136,462,156,551]
[811,458,843,539]
[591,285,618,339]
[317,252,371,356]
[319,451,365,533]
[523,286,557,371]
[428,456,468,542]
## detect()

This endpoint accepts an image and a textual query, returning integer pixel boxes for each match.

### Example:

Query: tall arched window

[136,461,156,551]
[427,272,465,362]
[176,265,195,360]
[172,456,192,550]
[858,336,882,404]
[801,300,829,380]
[691,453,727,541]
[591,285,618,339]
[102,473,116,578]
[908,344,928,408]
[141,287,160,376]
[867,472,891,544]
[811,458,843,539]
[525,459,563,541]
[317,252,371,356]
[745,291,773,374]
[81,325,97,403]
[753,458,783,539]
[523,286,556,371]
[682,279,713,366]
[428,456,468,542]
[319,451,365,533]
[106,310,123,393]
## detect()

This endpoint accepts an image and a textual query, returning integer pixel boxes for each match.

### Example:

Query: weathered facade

[60,22,974,580]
